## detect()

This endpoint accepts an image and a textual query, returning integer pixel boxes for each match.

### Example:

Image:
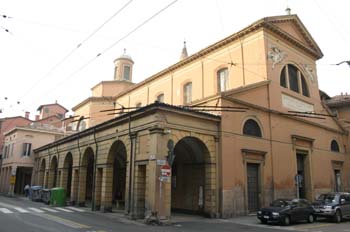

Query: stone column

[70,169,79,204]
[77,167,87,206]
[125,132,137,219]
[94,168,102,211]
[144,126,171,221]
[61,168,68,191]
[100,165,113,212]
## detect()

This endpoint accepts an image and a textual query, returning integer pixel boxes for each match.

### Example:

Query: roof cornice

[114,15,322,99]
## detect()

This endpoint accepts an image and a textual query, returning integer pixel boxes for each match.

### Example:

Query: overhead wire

[37,0,179,102]
[18,0,134,102]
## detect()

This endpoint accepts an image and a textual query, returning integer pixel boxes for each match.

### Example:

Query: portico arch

[78,147,94,206]
[101,140,127,212]
[49,156,58,188]
[171,136,213,215]
[62,153,73,199]
[39,159,46,187]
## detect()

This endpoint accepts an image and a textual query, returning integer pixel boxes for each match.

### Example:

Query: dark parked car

[257,198,315,225]
[312,192,350,223]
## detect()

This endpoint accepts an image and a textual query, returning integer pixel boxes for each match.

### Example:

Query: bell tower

[114,49,134,82]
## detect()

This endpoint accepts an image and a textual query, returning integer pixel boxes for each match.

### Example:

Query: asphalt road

[0,195,350,232]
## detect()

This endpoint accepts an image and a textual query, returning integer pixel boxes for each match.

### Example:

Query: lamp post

[336,61,350,67]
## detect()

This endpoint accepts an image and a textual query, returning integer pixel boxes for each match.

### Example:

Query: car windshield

[270,199,291,207]
[317,194,337,203]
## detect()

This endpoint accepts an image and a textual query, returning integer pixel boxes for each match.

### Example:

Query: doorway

[247,163,260,212]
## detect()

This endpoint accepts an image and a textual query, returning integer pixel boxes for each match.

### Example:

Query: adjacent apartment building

[33,14,349,220]
[0,103,70,195]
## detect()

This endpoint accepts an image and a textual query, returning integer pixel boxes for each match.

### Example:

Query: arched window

[123,65,131,81]
[183,82,192,104]
[217,68,229,92]
[331,140,340,152]
[280,64,310,97]
[156,93,164,103]
[243,119,262,137]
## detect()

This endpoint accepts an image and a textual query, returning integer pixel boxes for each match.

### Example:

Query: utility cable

[18,0,134,102]
[36,0,179,102]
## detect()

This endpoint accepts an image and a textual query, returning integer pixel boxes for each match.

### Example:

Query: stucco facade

[33,14,349,220]
[0,126,65,195]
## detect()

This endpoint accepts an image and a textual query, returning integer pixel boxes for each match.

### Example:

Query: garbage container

[41,189,51,204]
[50,187,66,207]
[30,186,43,202]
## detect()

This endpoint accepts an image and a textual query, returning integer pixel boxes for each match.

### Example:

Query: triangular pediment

[263,15,323,59]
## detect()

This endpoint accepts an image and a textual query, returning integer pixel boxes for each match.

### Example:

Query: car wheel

[260,219,267,224]
[334,210,342,223]
[283,216,291,226]
[307,214,314,223]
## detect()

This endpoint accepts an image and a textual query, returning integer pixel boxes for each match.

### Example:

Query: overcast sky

[0,0,349,119]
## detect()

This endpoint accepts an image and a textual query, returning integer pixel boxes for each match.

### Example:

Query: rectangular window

[3,145,8,159]
[183,82,192,104]
[288,65,299,93]
[217,68,229,92]
[22,143,32,157]
[10,143,14,157]
[123,65,130,81]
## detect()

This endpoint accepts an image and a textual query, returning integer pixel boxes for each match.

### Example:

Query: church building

[33,13,349,220]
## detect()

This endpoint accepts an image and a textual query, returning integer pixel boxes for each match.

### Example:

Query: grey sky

[0,0,349,118]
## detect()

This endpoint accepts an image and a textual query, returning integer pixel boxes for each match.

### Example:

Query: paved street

[1,195,350,232]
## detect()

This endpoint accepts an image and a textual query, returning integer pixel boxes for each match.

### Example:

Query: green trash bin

[50,187,66,207]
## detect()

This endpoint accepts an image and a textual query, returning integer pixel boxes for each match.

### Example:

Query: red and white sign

[160,164,171,177]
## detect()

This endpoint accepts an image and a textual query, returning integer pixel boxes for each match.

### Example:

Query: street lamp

[336,60,350,67]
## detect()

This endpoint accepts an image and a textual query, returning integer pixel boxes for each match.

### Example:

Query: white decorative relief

[302,64,316,83]
[267,46,287,69]
[282,94,314,112]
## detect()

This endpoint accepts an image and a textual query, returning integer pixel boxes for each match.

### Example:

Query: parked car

[312,192,350,223]
[257,198,315,225]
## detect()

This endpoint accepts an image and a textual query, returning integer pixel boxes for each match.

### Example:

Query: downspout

[47,146,51,189]
[92,128,98,211]
[77,133,81,205]
[267,85,275,201]
[127,112,133,215]
[56,144,60,187]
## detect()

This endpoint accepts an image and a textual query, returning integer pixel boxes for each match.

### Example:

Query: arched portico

[62,153,73,199]
[171,136,213,216]
[49,156,58,188]
[78,147,94,206]
[38,159,46,187]
[100,140,127,212]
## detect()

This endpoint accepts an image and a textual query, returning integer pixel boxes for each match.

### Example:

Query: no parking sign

[160,164,171,177]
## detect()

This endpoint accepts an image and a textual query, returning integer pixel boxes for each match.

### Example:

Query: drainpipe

[47,146,51,189]
[92,128,98,211]
[77,133,81,206]
[56,144,60,187]
[267,85,275,201]
[127,112,133,215]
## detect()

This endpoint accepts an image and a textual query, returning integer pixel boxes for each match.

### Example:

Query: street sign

[160,164,171,177]
[157,159,166,166]
[9,176,16,185]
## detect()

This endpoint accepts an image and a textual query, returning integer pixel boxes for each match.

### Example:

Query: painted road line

[38,213,90,229]
[13,207,29,213]
[41,207,59,213]
[54,207,73,212]
[65,207,85,212]
[0,208,13,214]
[28,207,45,213]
